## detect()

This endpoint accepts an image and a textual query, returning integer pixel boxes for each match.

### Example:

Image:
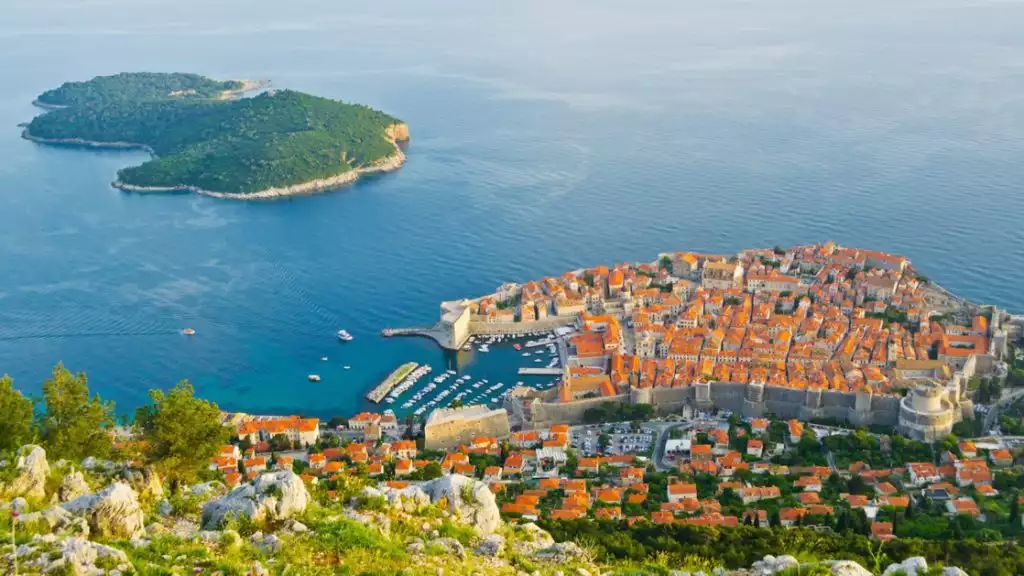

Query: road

[983,387,1024,432]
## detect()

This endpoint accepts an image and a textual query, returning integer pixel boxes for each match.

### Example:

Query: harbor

[366,328,571,418]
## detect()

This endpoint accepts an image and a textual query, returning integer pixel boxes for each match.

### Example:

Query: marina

[378,329,567,418]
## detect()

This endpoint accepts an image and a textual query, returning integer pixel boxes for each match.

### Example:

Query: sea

[1,0,1023,419]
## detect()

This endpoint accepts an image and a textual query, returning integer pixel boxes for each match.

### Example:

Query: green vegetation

[134,381,230,489]
[540,520,1024,575]
[583,402,654,424]
[0,375,34,452]
[26,72,406,194]
[36,363,116,461]
[35,72,244,108]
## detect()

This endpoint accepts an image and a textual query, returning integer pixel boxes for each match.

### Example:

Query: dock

[518,367,564,376]
[366,362,418,403]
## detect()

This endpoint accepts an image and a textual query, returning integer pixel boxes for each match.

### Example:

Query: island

[22,72,409,199]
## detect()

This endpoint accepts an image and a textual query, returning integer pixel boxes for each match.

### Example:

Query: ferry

[308,374,321,382]
[182,328,196,336]
[337,329,354,342]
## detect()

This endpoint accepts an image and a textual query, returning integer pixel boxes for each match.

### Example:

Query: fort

[423,404,511,451]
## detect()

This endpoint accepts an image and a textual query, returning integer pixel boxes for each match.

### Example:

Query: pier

[380,324,454,348]
[518,367,564,376]
[366,362,418,403]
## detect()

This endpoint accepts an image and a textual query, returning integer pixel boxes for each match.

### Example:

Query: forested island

[23,72,409,198]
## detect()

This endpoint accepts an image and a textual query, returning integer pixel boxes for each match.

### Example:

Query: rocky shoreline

[22,123,409,200]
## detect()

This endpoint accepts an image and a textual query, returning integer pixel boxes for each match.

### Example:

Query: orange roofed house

[237,416,320,448]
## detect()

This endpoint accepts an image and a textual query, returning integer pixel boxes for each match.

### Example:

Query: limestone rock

[511,523,555,555]
[200,470,309,529]
[750,554,800,575]
[372,483,431,513]
[428,537,466,560]
[284,519,309,533]
[59,471,91,503]
[123,467,164,502]
[61,537,97,576]
[532,541,586,563]
[941,568,968,576]
[343,509,391,536]
[190,481,227,498]
[19,505,90,537]
[884,557,928,576]
[407,538,426,555]
[831,561,872,576]
[476,534,505,557]
[62,482,146,539]
[422,474,500,535]
[6,445,50,501]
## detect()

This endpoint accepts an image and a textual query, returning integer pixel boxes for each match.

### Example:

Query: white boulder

[476,534,505,557]
[831,561,873,576]
[884,557,928,576]
[59,470,91,503]
[511,523,555,555]
[62,482,146,539]
[6,445,50,500]
[750,555,800,575]
[421,474,500,535]
[372,484,431,513]
[200,470,309,529]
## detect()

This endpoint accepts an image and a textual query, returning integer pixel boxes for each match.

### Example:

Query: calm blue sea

[1,0,1023,419]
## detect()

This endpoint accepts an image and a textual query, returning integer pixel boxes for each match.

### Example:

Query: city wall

[523,380,902,428]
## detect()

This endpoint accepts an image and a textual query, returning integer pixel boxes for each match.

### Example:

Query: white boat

[321,356,328,361]
[308,374,321,382]
[337,330,353,342]
[344,366,351,370]
[522,352,531,357]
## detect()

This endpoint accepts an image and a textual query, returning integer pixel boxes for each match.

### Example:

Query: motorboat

[337,329,354,342]
[308,374,321,382]
[182,328,196,336]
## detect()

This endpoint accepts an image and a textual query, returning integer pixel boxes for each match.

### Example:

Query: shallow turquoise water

[1,0,1022,418]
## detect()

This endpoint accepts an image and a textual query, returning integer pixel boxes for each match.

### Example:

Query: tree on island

[135,380,229,491]
[0,375,34,453]
[37,363,116,461]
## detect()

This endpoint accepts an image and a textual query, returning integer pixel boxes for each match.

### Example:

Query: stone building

[424,405,511,451]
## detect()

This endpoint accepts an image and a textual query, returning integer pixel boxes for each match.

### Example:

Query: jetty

[367,362,418,403]
[381,324,453,347]
[518,367,564,376]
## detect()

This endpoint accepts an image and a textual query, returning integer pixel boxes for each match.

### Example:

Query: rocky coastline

[22,122,409,200]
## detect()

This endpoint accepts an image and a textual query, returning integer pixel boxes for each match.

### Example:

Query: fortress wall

[424,411,511,451]
[649,386,694,414]
[709,382,746,412]
[529,394,629,428]
[821,390,856,409]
